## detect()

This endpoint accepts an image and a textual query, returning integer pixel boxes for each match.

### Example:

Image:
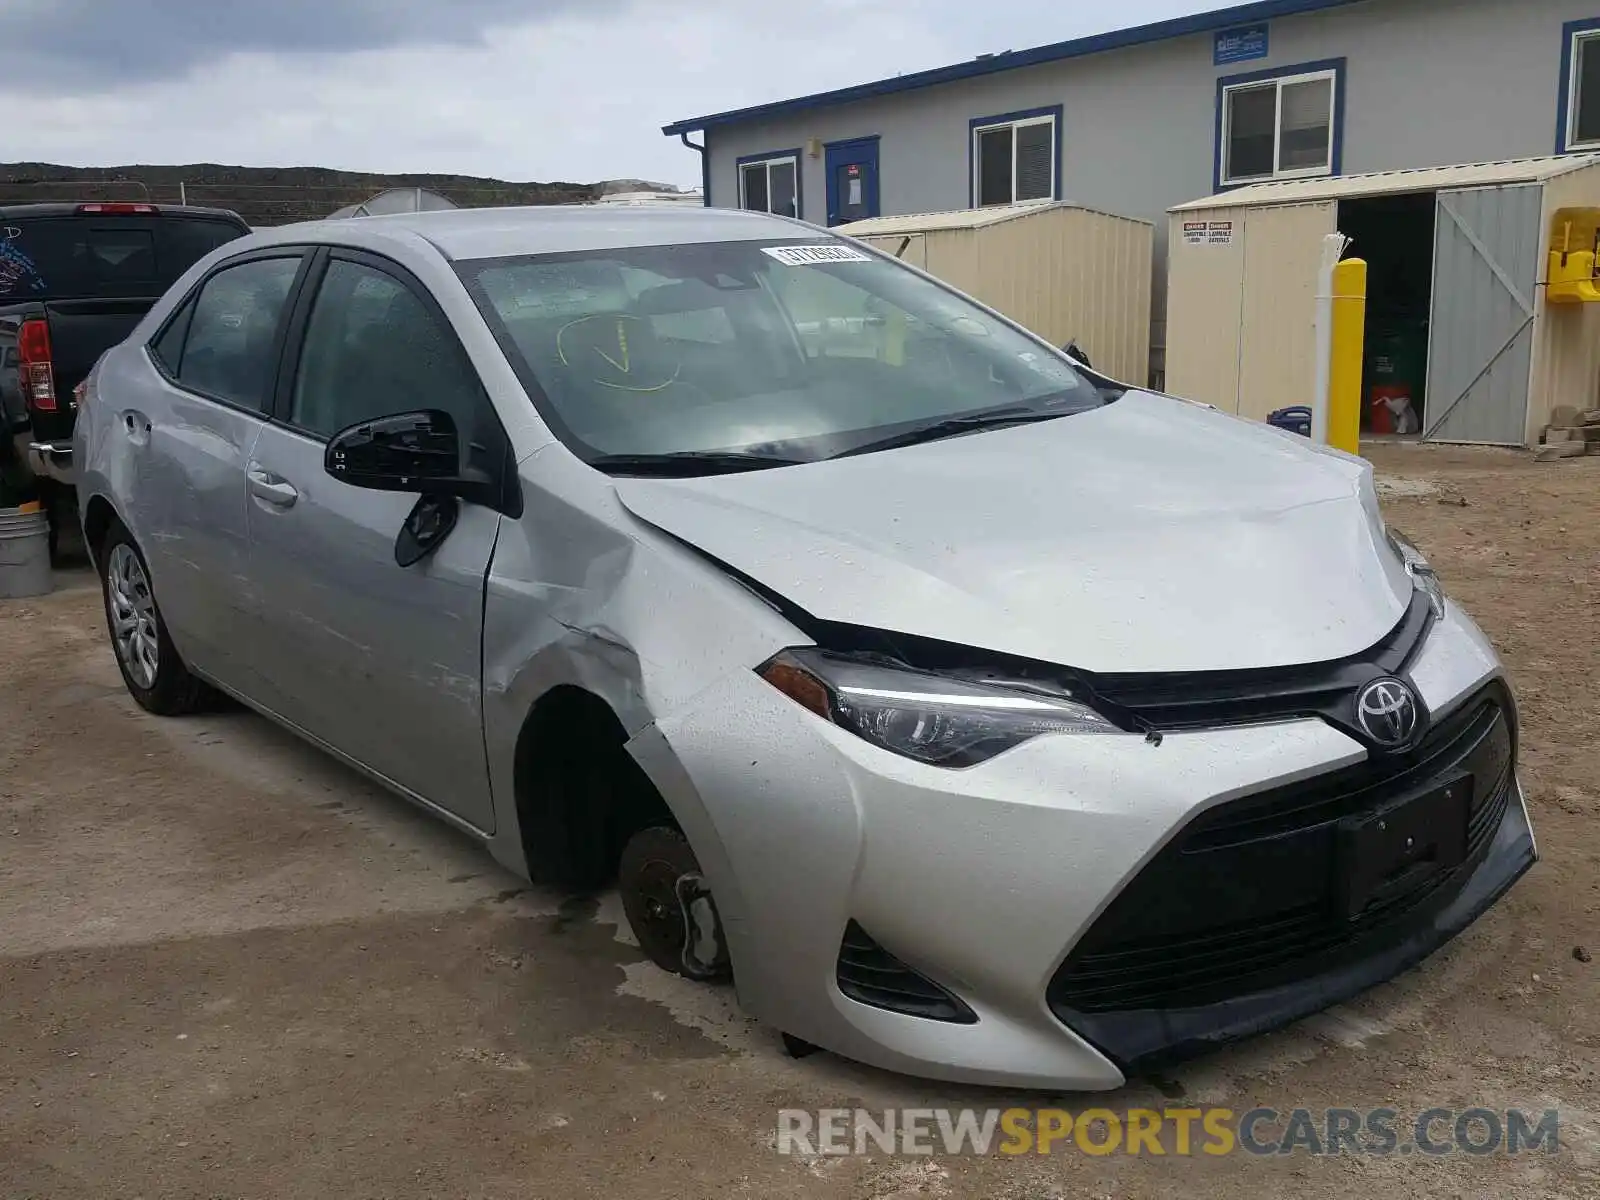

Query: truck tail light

[18,318,56,412]
[75,202,158,215]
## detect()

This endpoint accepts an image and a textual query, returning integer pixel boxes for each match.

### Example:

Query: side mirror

[324,409,497,506]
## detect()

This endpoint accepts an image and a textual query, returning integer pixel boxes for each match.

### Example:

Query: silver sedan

[74,205,1535,1089]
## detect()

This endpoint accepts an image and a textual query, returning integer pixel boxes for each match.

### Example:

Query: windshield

[457,239,1117,471]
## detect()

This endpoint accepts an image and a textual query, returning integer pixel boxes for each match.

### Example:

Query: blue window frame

[1557,18,1600,153]
[736,149,803,219]
[1214,57,1345,191]
[968,104,1063,208]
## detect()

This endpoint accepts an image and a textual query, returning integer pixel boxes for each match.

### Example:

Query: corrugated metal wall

[1164,202,1335,418]
[854,207,1153,385]
[1530,164,1600,440]
[856,232,929,270]
[1424,185,1542,443]
[1164,207,1247,410]
[1237,204,1338,422]
[972,208,1152,385]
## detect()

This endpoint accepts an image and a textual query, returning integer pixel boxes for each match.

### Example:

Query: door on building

[825,137,881,227]
[1423,184,1540,444]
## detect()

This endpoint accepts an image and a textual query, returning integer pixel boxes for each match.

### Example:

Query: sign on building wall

[1182,220,1235,247]
[1214,24,1269,65]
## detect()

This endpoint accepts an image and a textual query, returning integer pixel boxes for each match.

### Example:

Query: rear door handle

[246,466,299,508]
[121,410,151,445]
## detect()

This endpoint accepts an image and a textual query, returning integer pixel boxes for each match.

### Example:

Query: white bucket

[0,505,52,599]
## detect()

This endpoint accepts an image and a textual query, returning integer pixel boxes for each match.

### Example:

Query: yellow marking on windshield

[594,319,631,374]
[594,367,681,394]
[555,313,681,394]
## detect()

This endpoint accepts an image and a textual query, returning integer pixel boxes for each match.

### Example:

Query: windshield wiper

[832,406,1080,459]
[587,450,806,477]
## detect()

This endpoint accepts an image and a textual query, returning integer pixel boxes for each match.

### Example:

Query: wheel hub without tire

[619,825,730,981]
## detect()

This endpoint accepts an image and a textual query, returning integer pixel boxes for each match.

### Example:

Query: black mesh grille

[836,922,977,1024]
[1049,682,1515,1017]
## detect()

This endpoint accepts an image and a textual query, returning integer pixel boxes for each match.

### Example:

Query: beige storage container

[1166,156,1600,446]
[837,202,1154,387]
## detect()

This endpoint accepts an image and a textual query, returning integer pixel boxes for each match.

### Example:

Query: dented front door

[244,420,500,832]
[241,249,500,832]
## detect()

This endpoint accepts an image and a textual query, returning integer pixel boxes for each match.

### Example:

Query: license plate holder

[1339,776,1471,919]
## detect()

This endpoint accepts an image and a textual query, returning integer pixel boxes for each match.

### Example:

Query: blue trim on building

[1213,57,1347,193]
[662,0,1366,135]
[967,105,1065,208]
[1556,17,1600,153]
[734,148,805,220]
[823,135,881,226]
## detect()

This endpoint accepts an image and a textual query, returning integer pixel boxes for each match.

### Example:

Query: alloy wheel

[107,543,159,690]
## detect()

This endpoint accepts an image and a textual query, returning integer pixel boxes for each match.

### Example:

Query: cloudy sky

[5,0,1223,188]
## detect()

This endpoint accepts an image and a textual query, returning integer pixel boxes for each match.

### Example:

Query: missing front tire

[618,825,730,982]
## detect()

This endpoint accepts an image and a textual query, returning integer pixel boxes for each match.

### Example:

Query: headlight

[1387,528,1445,619]
[758,648,1117,767]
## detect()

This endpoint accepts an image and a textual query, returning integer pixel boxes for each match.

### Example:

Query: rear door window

[0,215,247,301]
[167,256,302,412]
[151,298,196,375]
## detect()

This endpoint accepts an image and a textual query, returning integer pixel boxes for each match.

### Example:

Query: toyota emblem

[1355,677,1422,749]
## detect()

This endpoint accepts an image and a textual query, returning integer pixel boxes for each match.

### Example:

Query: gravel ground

[1,443,1596,1198]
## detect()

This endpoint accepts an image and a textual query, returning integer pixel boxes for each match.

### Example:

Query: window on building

[1565,23,1600,150]
[972,110,1058,207]
[738,155,799,218]
[1220,68,1338,185]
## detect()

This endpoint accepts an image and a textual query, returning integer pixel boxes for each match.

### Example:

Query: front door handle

[247,466,299,508]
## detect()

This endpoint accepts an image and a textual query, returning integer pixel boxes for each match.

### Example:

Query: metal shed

[837,202,1154,386]
[1166,156,1600,446]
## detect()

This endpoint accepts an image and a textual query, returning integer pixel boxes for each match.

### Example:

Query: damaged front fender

[478,445,803,891]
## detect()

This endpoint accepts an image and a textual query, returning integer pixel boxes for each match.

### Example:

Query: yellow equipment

[1547,207,1600,304]
[1328,258,1368,455]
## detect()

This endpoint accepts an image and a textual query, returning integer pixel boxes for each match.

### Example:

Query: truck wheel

[618,825,730,981]
[99,522,215,716]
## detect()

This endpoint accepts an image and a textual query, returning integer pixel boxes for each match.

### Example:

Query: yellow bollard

[1328,258,1368,455]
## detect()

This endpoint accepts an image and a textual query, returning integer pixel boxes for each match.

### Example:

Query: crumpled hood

[615,391,1413,674]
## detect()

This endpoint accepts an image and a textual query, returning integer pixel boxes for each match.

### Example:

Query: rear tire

[98,521,215,716]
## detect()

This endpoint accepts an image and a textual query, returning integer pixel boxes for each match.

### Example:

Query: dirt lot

[1,444,1597,1199]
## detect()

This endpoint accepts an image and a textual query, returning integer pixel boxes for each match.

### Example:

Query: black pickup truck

[0,202,251,548]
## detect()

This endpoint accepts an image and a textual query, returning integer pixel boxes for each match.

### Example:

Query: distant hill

[0,163,686,226]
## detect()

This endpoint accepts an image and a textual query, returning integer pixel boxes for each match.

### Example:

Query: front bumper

[638,599,1531,1091]
[1058,780,1533,1074]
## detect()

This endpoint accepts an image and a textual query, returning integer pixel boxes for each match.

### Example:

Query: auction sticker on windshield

[763,244,874,266]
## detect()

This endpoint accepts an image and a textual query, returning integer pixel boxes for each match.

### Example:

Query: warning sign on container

[1184,220,1234,247]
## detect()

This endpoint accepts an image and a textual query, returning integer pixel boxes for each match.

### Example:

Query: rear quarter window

[0,216,247,301]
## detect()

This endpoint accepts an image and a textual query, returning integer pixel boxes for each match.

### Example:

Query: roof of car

[257,203,800,262]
